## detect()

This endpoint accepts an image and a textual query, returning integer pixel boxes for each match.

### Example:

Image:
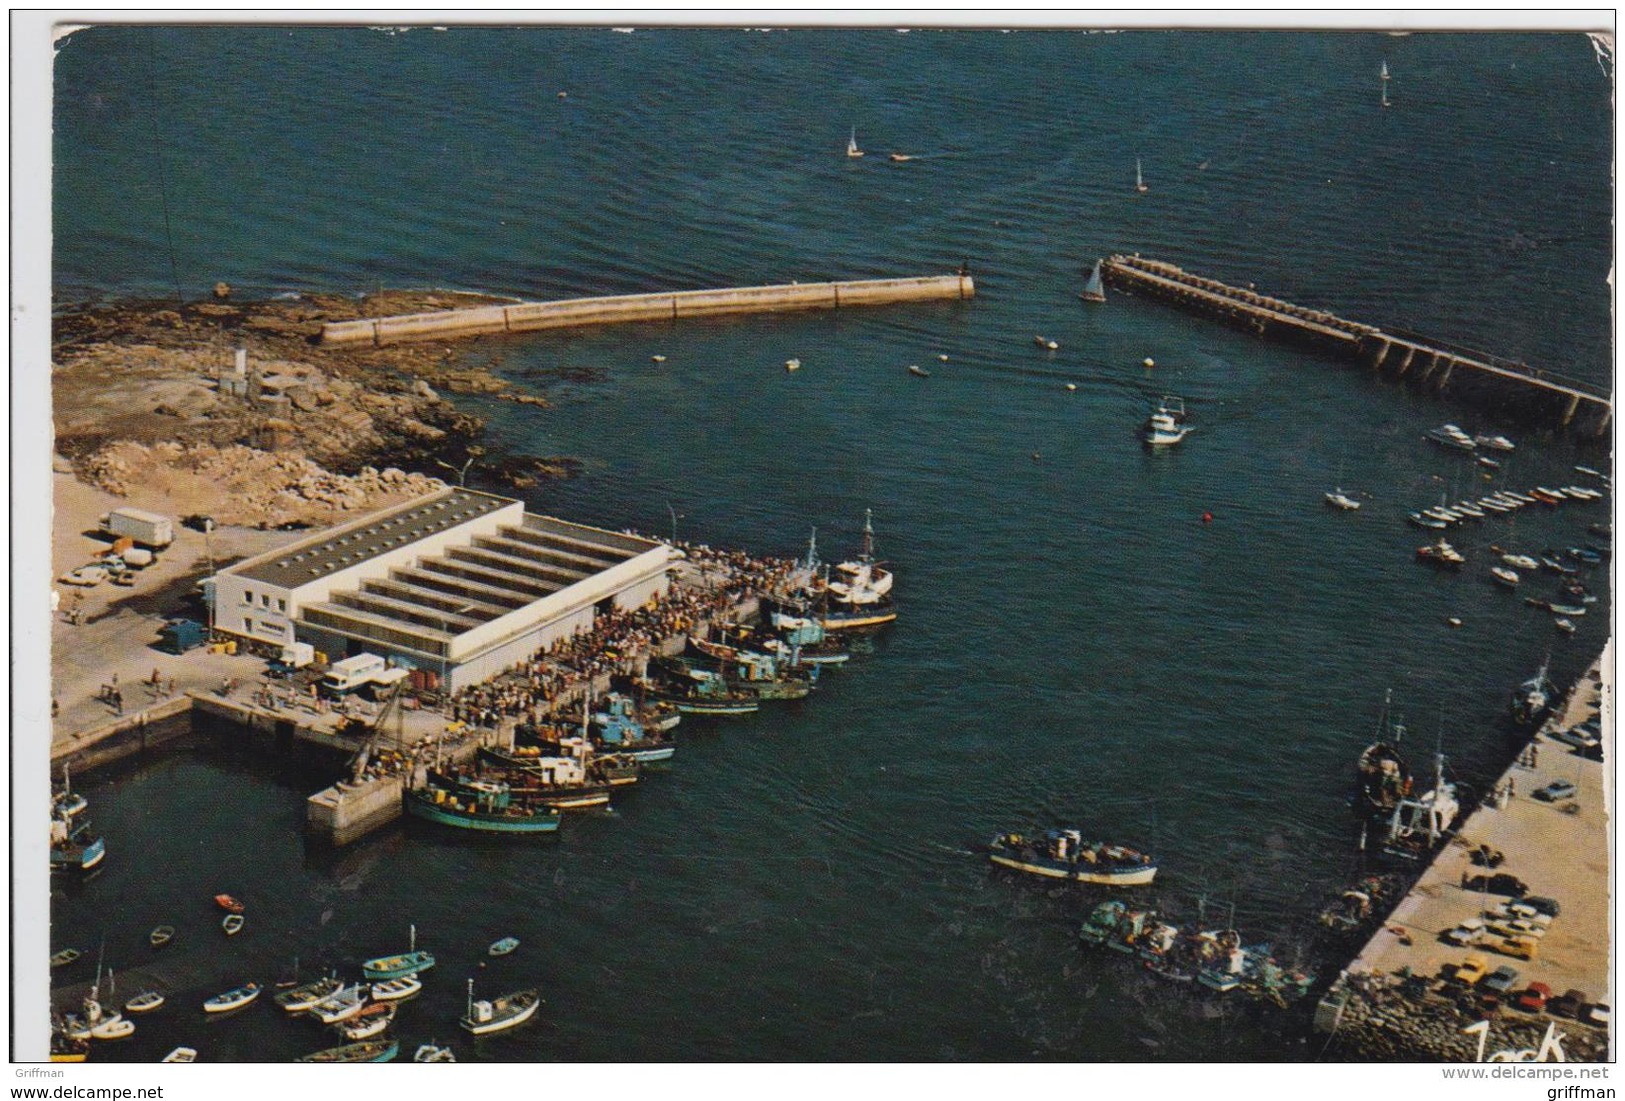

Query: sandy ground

[1351,646,1612,1002]
[48,471,300,749]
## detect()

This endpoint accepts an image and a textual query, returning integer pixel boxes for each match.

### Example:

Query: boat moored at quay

[404,776,563,834]
[988,829,1157,885]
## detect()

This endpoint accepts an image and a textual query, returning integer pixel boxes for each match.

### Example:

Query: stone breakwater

[1319,972,1608,1061]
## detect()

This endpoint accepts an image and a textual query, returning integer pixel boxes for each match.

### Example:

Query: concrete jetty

[1314,645,1612,1061]
[1101,255,1611,438]
[321,274,976,347]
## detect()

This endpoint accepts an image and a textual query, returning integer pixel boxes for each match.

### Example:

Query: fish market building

[211,488,672,689]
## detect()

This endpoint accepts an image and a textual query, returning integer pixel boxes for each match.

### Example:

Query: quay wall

[321,275,976,347]
[1101,255,1610,438]
[49,697,194,773]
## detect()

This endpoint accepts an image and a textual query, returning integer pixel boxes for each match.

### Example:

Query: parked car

[1463,872,1528,897]
[1515,983,1553,1013]
[58,565,109,587]
[1443,918,1486,946]
[1534,780,1578,802]
[1453,954,1491,986]
[1486,935,1538,961]
[1522,896,1561,918]
[1483,965,1521,994]
[1548,989,1589,1019]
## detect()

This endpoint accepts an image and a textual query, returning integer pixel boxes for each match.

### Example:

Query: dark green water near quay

[50,27,1611,1061]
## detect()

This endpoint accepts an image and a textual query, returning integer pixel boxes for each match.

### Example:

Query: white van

[320,653,388,697]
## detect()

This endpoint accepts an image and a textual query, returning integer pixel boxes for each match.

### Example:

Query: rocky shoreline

[52,289,579,526]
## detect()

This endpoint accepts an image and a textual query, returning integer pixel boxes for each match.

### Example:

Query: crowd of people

[445,542,799,732]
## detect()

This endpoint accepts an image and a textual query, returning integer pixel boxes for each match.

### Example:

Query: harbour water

[48,27,1611,1061]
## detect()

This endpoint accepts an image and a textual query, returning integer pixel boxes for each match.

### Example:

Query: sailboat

[846,127,864,159]
[1135,158,1149,193]
[1381,61,1391,109]
[1078,259,1107,303]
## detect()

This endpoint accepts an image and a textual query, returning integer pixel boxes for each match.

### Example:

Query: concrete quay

[1100,254,1611,437]
[1315,644,1612,1061]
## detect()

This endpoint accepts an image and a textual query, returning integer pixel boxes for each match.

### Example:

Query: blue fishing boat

[295,1038,399,1063]
[50,816,105,872]
[988,829,1157,885]
[1079,900,1128,945]
[759,611,851,666]
[592,693,677,762]
[404,777,562,833]
[361,924,435,981]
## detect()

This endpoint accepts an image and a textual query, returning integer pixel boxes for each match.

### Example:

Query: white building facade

[213,488,671,689]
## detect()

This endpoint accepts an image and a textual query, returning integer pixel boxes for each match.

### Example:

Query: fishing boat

[1407,512,1448,530]
[275,976,343,1013]
[214,894,245,914]
[1505,491,1538,506]
[1422,507,1461,524]
[202,983,261,1014]
[1566,546,1603,565]
[646,665,761,716]
[404,775,563,833]
[149,926,175,949]
[1354,694,1412,820]
[888,152,914,162]
[1529,487,1565,505]
[460,981,541,1036]
[1509,661,1554,727]
[295,1039,399,1063]
[1378,744,1461,862]
[161,1047,197,1063]
[685,637,818,699]
[1490,567,1520,588]
[489,936,520,957]
[1324,489,1361,511]
[1079,900,1129,946]
[591,693,677,762]
[1380,59,1392,108]
[1540,555,1578,576]
[1501,553,1539,571]
[361,924,435,981]
[414,1042,456,1062]
[1134,157,1149,193]
[987,829,1157,885]
[845,128,864,158]
[222,914,244,936]
[124,991,165,1014]
[1478,456,1501,469]
[476,743,620,808]
[1452,501,1486,519]
[309,983,367,1025]
[1143,395,1191,446]
[823,510,898,628]
[757,610,851,666]
[1416,539,1465,568]
[334,1002,395,1041]
[53,770,88,820]
[90,1016,134,1041]
[362,976,419,1003]
[1549,602,1587,617]
[49,816,106,873]
[1079,259,1107,303]
[1474,433,1515,451]
[907,364,930,378]
[51,948,83,968]
[1555,618,1577,635]
[1576,465,1605,478]
[50,1031,89,1063]
[1564,485,1604,501]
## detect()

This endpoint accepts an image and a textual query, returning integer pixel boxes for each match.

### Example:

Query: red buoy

[1201,511,1214,524]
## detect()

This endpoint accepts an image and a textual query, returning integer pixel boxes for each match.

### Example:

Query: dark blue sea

[50,26,1612,1062]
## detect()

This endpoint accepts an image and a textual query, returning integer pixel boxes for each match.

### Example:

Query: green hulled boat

[294,1038,399,1063]
[404,777,562,833]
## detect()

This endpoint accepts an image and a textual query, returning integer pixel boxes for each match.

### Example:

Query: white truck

[319,653,389,697]
[99,507,174,549]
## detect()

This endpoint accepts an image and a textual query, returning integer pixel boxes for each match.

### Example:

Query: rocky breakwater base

[51,289,579,526]
[1316,972,1608,1061]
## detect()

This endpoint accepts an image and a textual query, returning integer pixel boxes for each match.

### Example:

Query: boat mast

[466,978,475,1018]
[410,924,416,952]
[861,509,875,564]
[1381,61,1391,108]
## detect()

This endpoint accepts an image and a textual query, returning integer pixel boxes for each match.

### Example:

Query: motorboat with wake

[1143,395,1191,446]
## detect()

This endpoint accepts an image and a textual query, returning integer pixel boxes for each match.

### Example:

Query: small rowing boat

[149,926,175,949]
[295,1039,399,1063]
[221,914,244,936]
[214,894,244,914]
[369,975,423,1002]
[489,936,520,957]
[161,1047,197,1063]
[202,983,261,1014]
[124,991,165,1014]
[275,976,342,1013]
[50,948,83,968]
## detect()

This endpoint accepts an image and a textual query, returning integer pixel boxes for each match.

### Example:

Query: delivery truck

[99,507,174,549]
